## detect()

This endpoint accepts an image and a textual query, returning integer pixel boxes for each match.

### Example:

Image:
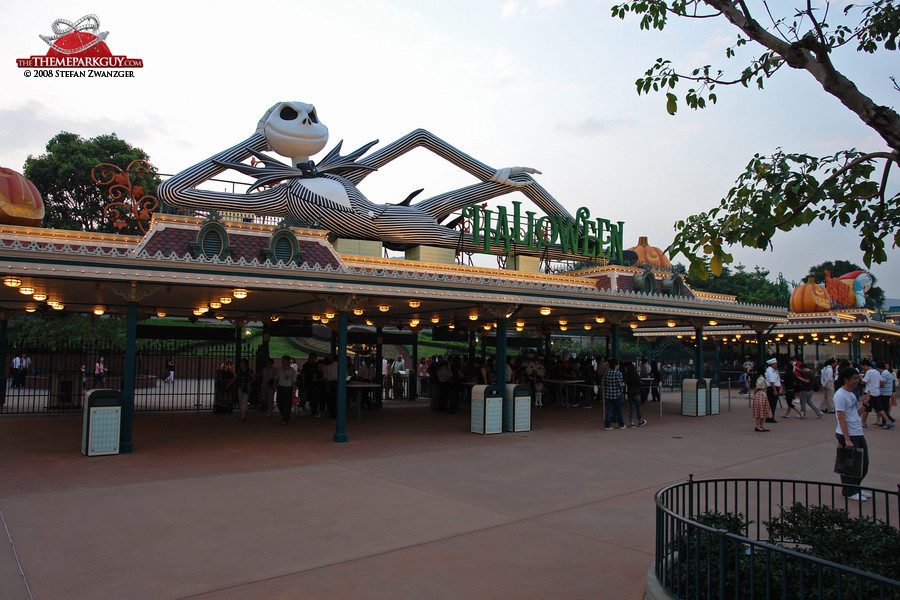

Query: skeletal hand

[489,166,542,188]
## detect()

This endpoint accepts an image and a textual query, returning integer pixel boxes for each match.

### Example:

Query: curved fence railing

[655,476,900,599]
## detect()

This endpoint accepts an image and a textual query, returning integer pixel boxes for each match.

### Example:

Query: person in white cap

[764,358,781,424]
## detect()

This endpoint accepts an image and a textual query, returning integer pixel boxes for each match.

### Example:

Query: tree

[683,263,790,306]
[23,132,160,235]
[805,259,885,308]
[611,1,900,278]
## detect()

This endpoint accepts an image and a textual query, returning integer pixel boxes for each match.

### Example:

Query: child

[752,376,773,431]
[534,377,544,409]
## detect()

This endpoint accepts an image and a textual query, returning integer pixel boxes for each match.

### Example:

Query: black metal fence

[1,340,244,414]
[655,476,900,599]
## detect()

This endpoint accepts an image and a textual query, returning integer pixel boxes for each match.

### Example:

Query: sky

[1,0,898,299]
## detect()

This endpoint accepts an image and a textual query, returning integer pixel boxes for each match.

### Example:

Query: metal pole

[121,301,138,453]
[334,312,348,443]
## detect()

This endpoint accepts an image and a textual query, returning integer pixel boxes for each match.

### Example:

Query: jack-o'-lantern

[0,166,45,227]
[627,236,671,269]
[790,278,831,313]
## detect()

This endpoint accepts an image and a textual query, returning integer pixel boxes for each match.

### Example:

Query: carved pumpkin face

[790,279,831,313]
[258,101,329,161]
[0,167,44,227]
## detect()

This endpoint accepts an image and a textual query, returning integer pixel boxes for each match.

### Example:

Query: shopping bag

[834,446,864,478]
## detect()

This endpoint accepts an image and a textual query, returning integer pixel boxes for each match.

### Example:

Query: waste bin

[82,388,122,456]
[681,378,707,416]
[471,384,502,434]
[704,378,720,415]
[504,384,531,432]
[213,369,235,414]
[51,370,85,410]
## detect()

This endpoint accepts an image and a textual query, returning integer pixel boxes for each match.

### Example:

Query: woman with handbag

[834,367,870,501]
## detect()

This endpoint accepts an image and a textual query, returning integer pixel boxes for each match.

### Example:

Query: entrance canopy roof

[0,215,788,333]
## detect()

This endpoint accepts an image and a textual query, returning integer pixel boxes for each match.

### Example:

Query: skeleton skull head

[257,101,328,162]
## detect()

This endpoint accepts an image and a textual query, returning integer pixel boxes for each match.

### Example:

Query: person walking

[165,357,175,383]
[796,362,823,418]
[93,357,107,388]
[764,358,781,424]
[602,359,625,431]
[819,358,835,413]
[274,355,297,425]
[834,367,871,501]
[623,362,646,428]
[752,375,773,431]
[227,358,256,422]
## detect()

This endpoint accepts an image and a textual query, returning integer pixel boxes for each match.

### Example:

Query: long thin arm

[158,133,289,214]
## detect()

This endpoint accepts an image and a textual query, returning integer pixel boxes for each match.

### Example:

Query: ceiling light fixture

[232,288,248,299]
[3,276,21,288]
[32,293,47,301]
[408,300,421,308]
[539,307,551,316]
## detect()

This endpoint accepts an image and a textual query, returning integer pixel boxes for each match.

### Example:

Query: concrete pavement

[1,392,898,599]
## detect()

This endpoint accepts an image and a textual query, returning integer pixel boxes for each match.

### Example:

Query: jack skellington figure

[159,101,574,255]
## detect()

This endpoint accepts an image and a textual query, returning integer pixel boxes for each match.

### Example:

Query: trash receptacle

[51,370,85,410]
[471,384,502,434]
[704,378,720,415]
[82,388,122,456]
[505,384,531,432]
[681,378,707,416]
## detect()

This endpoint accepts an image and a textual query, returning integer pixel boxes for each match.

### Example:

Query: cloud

[555,116,636,136]
[501,0,565,20]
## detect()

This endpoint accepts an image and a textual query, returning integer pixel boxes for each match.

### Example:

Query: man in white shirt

[834,367,870,500]
[819,358,835,413]
[860,360,893,429]
[764,358,781,424]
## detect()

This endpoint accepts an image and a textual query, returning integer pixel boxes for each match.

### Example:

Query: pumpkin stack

[790,277,832,313]
[0,166,45,227]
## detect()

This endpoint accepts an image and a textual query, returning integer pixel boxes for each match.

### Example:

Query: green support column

[411,330,419,401]
[334,311,348,444]
[0,319,7,409]
[121,301,137,454]
[695,328,704,380]
[757,331,766,368]
[496,319,507,426]
[612,323,620,361]
[375,326,383,399]
[234,322,242,366]
[713,339,720,381]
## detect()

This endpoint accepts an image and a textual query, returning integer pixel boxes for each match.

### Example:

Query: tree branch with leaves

[612,0,900,278]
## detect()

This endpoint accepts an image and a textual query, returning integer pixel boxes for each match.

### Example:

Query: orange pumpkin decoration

[790,278,832,313]
[627,236,671,269]
[0,166,44,227]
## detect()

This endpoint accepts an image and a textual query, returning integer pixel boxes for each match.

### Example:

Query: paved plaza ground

[1,391,898,600]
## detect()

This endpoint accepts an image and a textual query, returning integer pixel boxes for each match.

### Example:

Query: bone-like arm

[158,133,288,213]
[342,128,572,220]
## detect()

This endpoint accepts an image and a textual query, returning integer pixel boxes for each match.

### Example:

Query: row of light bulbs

[192,289,248,317]
[4,276,64,311]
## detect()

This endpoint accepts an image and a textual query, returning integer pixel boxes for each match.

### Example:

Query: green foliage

[806,260,886,309]
[611,1,900,275]
[669,506,900,599]
[766,503,900,582]
[667,149,899,275]
[684,263,789,306]
[10,313,126,349]
[23,132,160,235]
